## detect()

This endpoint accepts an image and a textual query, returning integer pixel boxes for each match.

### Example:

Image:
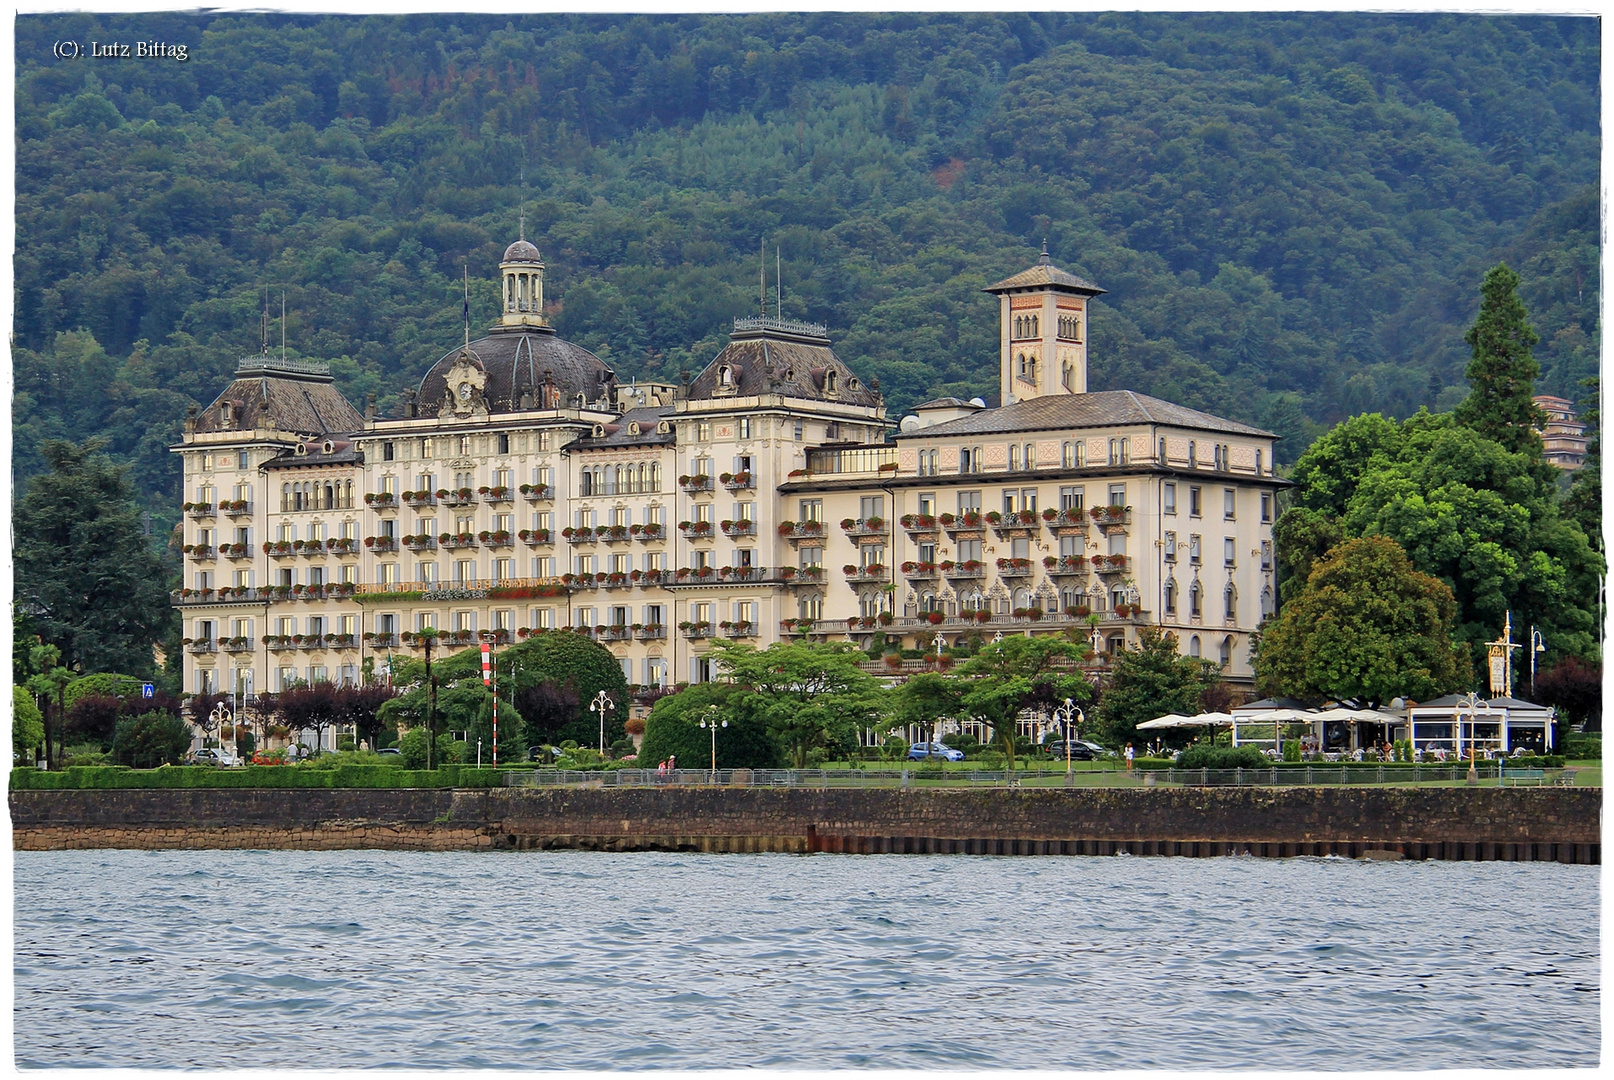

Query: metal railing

[496,763,1572,789]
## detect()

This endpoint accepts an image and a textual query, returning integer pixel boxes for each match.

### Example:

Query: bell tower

[983,242,1105,405]
[496,229,551,332]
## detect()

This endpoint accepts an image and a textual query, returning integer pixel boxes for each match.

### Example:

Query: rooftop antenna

[260,288,269,355]
[462,262,471,352]
[759,238,766,318]
[776,246,782,322]
[280,291,286,361]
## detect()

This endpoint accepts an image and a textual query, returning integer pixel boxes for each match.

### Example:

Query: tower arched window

[1164,578,1177,615]
[1189,581,1202,618]
[1028,315,1038,337]
[1224,583,1237,620]
[1189,635,1202,659]
[1220,635,1233,667]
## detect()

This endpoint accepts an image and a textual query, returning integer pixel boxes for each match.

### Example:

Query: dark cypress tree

[1454,263,1545,454]
[13,438,175,676]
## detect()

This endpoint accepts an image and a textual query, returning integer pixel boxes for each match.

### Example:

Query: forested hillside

[14,12,1600,529]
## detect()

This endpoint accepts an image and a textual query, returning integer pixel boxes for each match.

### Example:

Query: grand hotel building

[175,237,1285,712]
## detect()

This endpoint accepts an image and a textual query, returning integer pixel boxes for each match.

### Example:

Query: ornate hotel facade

[174,237,1285,713]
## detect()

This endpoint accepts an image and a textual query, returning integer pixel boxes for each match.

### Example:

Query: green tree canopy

[1092,627,1218,748]
[706,639,884,767]
[380,631,628,750]
[13,686,45,761]
[14,438,174,676]
[954,635,1092,770]
[1257,535,1469,705]
[636,681,785,770]
[1454,263,1545,454]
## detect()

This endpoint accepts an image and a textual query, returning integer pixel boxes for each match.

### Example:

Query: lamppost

[1530,626,1546,700]
[699,707,728,783]
[1052,697,1084,784]
[1459,690,1484,785]
[209,701,233,759]
[590,690,615,755]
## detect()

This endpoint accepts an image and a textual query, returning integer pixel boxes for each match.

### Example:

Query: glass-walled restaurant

[1230,696,1556,757]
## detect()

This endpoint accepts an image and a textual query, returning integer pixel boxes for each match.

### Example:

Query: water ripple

[13,850,1600,1069]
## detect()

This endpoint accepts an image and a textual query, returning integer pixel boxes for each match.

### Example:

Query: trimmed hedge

[8,763,524,790]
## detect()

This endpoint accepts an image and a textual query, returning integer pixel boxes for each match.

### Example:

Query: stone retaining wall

[10,786,1601,862]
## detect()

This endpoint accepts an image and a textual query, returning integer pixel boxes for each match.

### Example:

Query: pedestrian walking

[1124,743,1134,771]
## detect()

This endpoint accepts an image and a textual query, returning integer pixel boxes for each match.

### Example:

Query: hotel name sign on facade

[174,237,1285,704]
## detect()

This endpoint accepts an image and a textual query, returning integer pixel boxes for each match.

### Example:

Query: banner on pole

[1488,646,1507,696]
[481,643,492,686]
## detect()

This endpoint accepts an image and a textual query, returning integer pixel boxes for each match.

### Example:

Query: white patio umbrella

[1136,713,1201,730]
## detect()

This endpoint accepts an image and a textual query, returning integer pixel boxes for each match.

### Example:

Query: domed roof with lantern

[414,231,612,418]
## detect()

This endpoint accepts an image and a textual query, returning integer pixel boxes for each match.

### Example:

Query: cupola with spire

[497,215,549,332]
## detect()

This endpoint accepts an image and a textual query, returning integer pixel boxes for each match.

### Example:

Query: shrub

[1175,744,1269,770]
[1283,738,1302,762]
[111,710,192,768]
[1563,735,1601,760]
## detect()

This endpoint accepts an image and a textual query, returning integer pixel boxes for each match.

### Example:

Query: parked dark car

[1041,738,1109,761]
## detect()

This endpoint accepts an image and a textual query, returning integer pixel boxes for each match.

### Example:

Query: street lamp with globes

[589,690,615,755]
[1052,697,1084,784]
[699,707,728,783]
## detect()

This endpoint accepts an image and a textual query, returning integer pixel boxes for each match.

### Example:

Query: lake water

[13,850,1599,1070]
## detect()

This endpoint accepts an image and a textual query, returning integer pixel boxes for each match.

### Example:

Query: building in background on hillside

[172,235,1287,736]
[1532,394,1588,470]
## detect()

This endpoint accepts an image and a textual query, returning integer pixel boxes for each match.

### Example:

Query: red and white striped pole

[481,642,497,766]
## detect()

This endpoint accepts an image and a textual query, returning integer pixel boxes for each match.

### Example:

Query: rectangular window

[420,437,434,459]
[860,496,885,519]
[1255,449,1264,476]
[697,422,712,442]
[800,499,822,522]
[793,419,804,441]
[497,433,510,455]
[1224,489,1236,520]
[1164,531,1177,562]
[918,493,936,516]
[646,551,665,572]
[1059,486,1084,512]
[1189,535,1201,564]
[957,538,982,562]
[237,451,249,470]
[1224,538,1237,567]
[799,547,822,569]
[1022,487,1038,513]
[457,559,476,582]
[738,417,752,439]
[382,441,395,461]
[1164,483,1177,515]
[378,563,398,584]
[537,556,555,577]
[536,608,555,629]
[957,490,981,513]
[494,558,513,581]
[798,596,822,622]
[1108,485,1125,507]
[1189,487,1202,517]
[1261,493,1272,523]
[694,503,712,525]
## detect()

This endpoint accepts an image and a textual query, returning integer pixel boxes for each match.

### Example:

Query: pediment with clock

[437,353,490,420]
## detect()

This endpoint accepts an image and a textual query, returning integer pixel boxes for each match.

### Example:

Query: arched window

[1189,581,1202,617]
[1260,585,1274,619]
[649,462,661,491]
[1009,444,1020,470]
[718,365,732,387]
[825,370,837,394]
[1164,578,1177,614]
[1029,315,1038,337]
[1187,441,1197,467]
[281,483,291,512]
[1189,635,1202,658]
[1075,441,1086,467]
[1024,443,1036,468]
[1224,583,1237,620]
[1220,635,1233,667]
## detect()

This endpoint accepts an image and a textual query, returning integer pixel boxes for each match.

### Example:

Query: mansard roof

[686,317,881,407]
[564,406,676,450]
[902,391,1274,440]
[194,355,365,436]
